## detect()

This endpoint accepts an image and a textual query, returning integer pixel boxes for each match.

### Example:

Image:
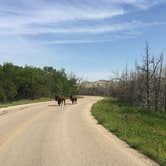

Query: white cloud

[103,0,163,9]
[0,0,164,48]
[0,3,124,27]
[0,0,164,36]
[0,20,164,36]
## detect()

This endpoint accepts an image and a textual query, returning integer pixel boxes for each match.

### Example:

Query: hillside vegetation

[0,63,78,103]
[92,98,166,166]
[80,44,166,112]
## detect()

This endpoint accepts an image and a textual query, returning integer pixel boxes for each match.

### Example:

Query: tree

[0,63,78,103]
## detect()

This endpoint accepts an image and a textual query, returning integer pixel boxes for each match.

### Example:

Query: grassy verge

[0,97,53,109]
[91,97,166,166]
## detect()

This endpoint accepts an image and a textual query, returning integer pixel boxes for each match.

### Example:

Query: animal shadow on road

[48,104,60,107]
[48,102,73,107]
[64,103,72,105]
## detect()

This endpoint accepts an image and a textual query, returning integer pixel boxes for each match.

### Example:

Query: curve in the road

[0,97,158,166]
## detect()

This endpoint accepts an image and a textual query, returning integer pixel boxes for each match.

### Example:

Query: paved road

[0,97,158,166]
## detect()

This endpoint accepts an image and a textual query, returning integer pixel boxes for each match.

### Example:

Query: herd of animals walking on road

[55,95,77,107]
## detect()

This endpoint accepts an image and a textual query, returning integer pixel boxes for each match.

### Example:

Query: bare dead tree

[111,43,165,111]
[79,44,165,113]
[152,54,163,111]
[136,43,151,109]
[163,66,166,112]
[145,44,151,109]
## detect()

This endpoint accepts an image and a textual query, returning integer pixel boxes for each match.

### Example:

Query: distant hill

[79,80,111,88]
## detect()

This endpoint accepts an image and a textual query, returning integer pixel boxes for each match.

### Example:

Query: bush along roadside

[91,97,166,166]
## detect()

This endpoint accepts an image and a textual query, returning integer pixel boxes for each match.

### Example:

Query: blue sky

[0,0,166,81]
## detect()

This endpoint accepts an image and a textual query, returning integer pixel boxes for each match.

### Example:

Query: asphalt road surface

[0,96,158,166]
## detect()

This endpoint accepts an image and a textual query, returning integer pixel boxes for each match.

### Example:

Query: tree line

[80,44,166,112]
[112,44,166,111]
[0,63,78,103]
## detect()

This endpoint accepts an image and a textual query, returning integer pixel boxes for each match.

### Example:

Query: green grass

[91,97,166,166]
[0,97,53,109]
